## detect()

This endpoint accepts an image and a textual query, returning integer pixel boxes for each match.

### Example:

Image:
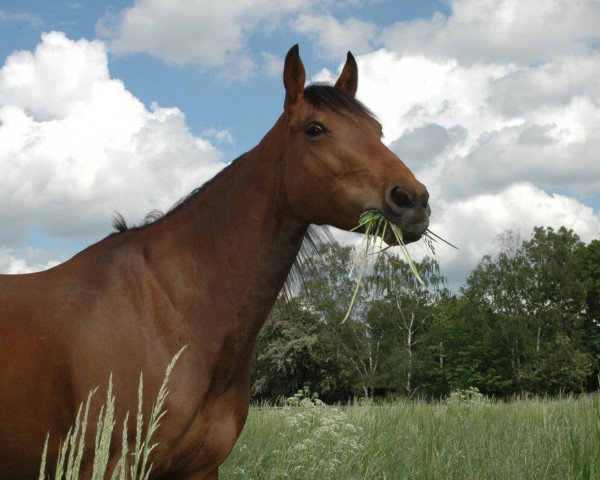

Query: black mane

[303,83,376,120]
[111,154,245,234]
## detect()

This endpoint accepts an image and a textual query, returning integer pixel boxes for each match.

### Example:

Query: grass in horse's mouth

[342,210,456,323]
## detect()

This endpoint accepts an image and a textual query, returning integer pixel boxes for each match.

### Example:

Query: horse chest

[142,339,247,473]
[155,386,249,478]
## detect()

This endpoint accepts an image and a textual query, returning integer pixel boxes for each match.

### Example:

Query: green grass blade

[130,373,145,480]
[135,347,186,480]
[425,229,458,249]
[64,402,83,479]
[390,224,425,287]
[38,433,49,480]
[343,239,370,323]
[92,376,116,479]
[54,428,72,480]
[349,221,372,277]
[110,412,130,480]
[70,388,95,480]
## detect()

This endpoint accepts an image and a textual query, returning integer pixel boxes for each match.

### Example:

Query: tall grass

[222,392,600,479]
[38,348,184,480]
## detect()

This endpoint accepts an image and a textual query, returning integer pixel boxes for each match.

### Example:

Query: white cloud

[336,46,600,199]
[97,0,318,75]
[381,0,600,64]
[487,54,600,117]
[0,33,111,121]
[0,247,61,274]
[202,128,234,145]
[306,1,600,289]
[0,10,42,27]
[439,105,600,199]
[0,32,225,257]
[429,184,600,290]
[292,14,377,59]
[335,50,514,147]
[261,51,283,79]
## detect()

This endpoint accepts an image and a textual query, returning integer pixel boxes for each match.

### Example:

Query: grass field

[221,392,600,480]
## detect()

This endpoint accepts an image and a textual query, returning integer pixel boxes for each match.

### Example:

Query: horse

[0,45,430,479]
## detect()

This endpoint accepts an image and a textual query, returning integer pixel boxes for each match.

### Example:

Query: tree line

[251,226,600,402]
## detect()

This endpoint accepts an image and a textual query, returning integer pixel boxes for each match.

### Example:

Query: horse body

[0,46,430,479]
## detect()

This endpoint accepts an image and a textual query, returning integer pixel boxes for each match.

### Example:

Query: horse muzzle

[382,183,431,245]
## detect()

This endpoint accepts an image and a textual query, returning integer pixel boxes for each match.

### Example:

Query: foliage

[253,241,453,400]
[459,226,595,395]
[252,299,352,403]
[252,226,600,402]
[518,334,593,395]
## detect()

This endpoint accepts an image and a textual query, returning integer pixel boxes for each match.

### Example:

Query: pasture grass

[221,393,600,479]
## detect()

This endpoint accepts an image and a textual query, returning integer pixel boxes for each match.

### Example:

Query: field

[221,393,600,480]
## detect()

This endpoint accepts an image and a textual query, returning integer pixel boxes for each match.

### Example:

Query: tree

[290,242,410,397]
[251,227,600,401]
[579,238,600,389]
[368,254,448,395]
[459,226,594,395]
[427,295,530,396]
[251,297,352,403]
[518,333,593,394]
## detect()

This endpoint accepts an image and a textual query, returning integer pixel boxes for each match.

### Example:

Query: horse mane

[111,153,246,234]
[303,83,376,120]
[281,224,331,301]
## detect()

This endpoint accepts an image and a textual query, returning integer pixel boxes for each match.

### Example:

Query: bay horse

[0,45,430,479]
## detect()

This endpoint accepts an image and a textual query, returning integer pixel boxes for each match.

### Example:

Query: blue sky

[1,0,599,290]
[0,0,451,157]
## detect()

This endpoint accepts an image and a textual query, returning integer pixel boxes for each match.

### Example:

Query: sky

[1,0,599,291]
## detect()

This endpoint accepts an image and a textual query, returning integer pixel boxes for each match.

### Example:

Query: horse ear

[283,44,305,112]
[334,51,358,97]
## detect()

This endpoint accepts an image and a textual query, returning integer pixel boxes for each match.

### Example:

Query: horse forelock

[303,83,376,120]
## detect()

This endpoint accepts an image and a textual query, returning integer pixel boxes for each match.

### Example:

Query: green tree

[252,227,599,402]
[368,254,448,396]
[518,333,593,394]
[251,297,352,403]
[289,242,396,398]
[459,226,594,395]
[295,242,448,399]
[427,295,529,396]
[578,238,600,389]
[295,242,386,398]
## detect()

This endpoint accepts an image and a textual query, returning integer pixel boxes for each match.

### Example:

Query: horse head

[281,45,430,244]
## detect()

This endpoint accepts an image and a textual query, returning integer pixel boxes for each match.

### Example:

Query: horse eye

[306,123,326,137]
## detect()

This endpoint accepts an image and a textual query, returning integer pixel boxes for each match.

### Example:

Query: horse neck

[142,117,307,332]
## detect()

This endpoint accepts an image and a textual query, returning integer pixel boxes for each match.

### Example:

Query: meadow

[221,391,600,480]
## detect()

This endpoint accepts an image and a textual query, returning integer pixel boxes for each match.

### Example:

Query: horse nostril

[420,190,430,208]
[390,186,414,209]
